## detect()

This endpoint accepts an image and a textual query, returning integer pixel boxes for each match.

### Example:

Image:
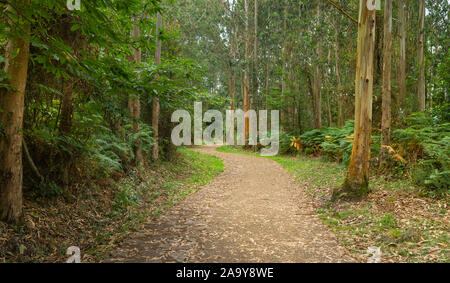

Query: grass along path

[94,147,225,261]
[217,146,449,263]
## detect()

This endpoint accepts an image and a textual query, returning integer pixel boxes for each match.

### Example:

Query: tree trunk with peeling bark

[334,1,376,199]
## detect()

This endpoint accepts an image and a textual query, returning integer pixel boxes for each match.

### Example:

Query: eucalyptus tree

[152,13,162,161]
[380,0,393,166]
[398,0,406,111]
[335,0,376,198]
[417,0,426,111]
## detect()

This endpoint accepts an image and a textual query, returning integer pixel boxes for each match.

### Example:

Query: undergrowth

[279,112,449,197]
[0,148,223,263]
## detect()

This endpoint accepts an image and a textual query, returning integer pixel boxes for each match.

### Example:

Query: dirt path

[105,145,355,263]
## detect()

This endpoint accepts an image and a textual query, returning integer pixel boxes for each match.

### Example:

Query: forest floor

[0,148,223,262]
[105,145,354,263]
[217,146,449,263]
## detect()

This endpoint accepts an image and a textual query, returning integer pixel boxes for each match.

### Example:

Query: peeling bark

[335,1,376,199]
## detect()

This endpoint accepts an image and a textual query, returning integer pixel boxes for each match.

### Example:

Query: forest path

[105,145,354,263]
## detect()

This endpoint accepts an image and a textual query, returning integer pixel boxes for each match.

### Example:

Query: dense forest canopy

[0,0,448,263]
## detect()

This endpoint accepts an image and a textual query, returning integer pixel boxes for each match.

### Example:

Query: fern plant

[393,113,449,195]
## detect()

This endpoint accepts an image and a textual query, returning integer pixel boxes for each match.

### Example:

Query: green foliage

[279,132,297,154]
[93,133,131,175]
[288,120,355,164]
[378,214,397,229]
[318,121,355,164]
[1,0,209,194]
[393,113,450,195]
[113,172,141,212]
[300,129,325,150]
[281,113,449,196]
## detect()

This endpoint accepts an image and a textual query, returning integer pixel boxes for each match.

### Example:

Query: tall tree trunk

[326,49,332,127]
[417,0,426,111]
[280,2,287,132]
[335,0,376,199]
[312,0,322,129]
[334,17,344,127]
[287,56,295,131]
[312,64,322,129]
[228,6,236,143]
[244,0,250,143]
[129,21,143,166]
[265,50,270,109]
[152,13,162,160]
[229,25,235,112]
[59,80,76,134]
[297,93,302,133]
[380,0,393,166]
[398,0,406,111]
[228,59,235,109]
[326,91,332,127]
[0,5,30,223]
[337,96,344,127]
[264,4,271,109]
[59,79,77,189]
[253,0,259,111]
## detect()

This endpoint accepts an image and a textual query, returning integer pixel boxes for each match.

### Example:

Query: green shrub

[281,113,449,195]
[300,129,325,150]
[319,121,354,163]
[297,120,354,163]
[279,132,297,154]
[393,113,449,195]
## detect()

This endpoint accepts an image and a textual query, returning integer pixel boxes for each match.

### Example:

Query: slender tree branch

[23,138,44,182]
[326,0,358,24]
